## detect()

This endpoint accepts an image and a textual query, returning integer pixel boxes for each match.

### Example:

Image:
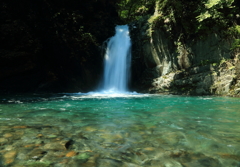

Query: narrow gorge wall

[130,17,240,96]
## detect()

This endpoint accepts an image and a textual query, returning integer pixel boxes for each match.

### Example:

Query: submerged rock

[97,158,123,167]
[3,150,17,165]
[0,138,8,146]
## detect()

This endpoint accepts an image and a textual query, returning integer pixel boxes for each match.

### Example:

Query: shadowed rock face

[0,0,119,93]
[129,16,240,96]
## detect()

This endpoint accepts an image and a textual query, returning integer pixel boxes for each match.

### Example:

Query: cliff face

[130,1,240,96]
[0,0,119,93]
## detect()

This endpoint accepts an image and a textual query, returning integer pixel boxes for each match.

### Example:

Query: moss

[75,152,90,162]
[21,161,52,167]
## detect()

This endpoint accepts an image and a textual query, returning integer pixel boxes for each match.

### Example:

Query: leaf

[205,0,221,9]
[196,11,211,22]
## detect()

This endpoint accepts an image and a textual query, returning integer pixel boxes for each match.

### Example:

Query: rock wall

[130,18,240,96]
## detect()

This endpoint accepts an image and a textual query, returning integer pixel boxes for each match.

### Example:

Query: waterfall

[100,25,131,93]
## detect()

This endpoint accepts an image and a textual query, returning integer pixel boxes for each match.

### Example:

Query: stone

[66,151,77,157]
[4,133,13,138]
[4,145,14,151]
[84,126,97,132]
[13,126,27,129]
[219,153,240,161]
[234,88,240,94]
[3,150,17,159]
[28,149,47,160]
[43,143,66,151]
[80,154,99,167]
[43,138,73,151]
[76,152,90,162]
[47,134,57,138]
[122,162,141,167]
[97,158,123,167]
[3,150,17,165]
[0,138,8,145]
[21,161,52,167]
[37,134,44,138]
[143,147,155,151]
[24,144,36,148]
[196,88,207,95]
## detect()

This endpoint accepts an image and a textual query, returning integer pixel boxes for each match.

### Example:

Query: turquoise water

[0,94,240,166]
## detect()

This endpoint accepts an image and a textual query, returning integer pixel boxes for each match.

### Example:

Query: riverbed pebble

[0,125,237,166]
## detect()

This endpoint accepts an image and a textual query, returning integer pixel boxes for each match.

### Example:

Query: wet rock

[41,127,59,136]
[54,160,69,167]
[36,134,44,138]
[76,152,90,162]
[67,153,93,167]
[81,153,99,167]
[143,147,155,151]
[122,162,141,167]
[66,151,77,157]
[84,126,97,132]
[164,160,183,167]
[4,145,14,151]
[170,151,222,167]
[47,134,57,139]
[219,153,240,161]
[43,138,73,151]
[0,138,8,145]
[198,157,221,167]
[43,142,66,151]
[162,132,183,145]
[12,130,25,139]
[182,157,221,167]
[68,159,83,167]
[40,150,63,163]
[16,152,28,160]
[21,161,52,167]
[75,132,89,140]
[196,87,207,95]
[3,133,13,138]
[13,126,27,129]
[24,144,37,148]
[63,139,74,150]
[97,158,123,167]
[3,150,17,159]
[3,150,17,165]
[28,149,47,160]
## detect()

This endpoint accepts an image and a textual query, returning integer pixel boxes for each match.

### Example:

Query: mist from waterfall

[100,25,131,93]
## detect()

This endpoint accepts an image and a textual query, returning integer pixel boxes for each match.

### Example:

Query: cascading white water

[101,25,131,93]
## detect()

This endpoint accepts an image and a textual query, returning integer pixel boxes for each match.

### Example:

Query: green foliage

[229,25,240,35]
[196,0,235,22]
[120,0,239,40]
[228,25,240,50]
[231,39,240,50]
[195,0,238,36]
[117,0,156,22]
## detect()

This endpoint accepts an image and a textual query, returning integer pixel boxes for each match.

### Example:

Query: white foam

[61,91,155,99]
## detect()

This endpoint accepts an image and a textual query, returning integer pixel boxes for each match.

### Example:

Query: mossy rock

[22,161,52,167]
[75,152,91,163]
[76,153,90,160]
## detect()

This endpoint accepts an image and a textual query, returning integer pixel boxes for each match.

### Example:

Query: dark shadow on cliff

[0,0,120,93]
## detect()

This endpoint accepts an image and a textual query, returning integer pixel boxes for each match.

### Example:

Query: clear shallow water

[0,94,240,166]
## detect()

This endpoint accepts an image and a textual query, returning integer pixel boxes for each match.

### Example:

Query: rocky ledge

[147,59,240,96]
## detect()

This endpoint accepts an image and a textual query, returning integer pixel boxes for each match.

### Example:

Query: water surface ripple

[0,94,240,166]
